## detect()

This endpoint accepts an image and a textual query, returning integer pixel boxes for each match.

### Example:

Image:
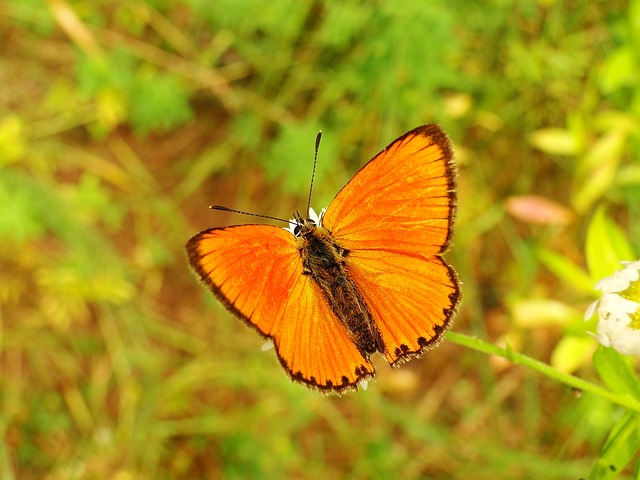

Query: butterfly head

[284,207,327,237]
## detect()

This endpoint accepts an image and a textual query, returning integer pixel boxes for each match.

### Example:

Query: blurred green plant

[77,51,194,136]
[2,0,640,478]
[453,205,640,479]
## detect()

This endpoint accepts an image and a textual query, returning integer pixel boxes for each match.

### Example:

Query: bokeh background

[2,0,640,478]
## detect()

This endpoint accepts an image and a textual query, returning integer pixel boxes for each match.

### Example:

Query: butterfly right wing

[186,225,374,393]
[321,125,460,365]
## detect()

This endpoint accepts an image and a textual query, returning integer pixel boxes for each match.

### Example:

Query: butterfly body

[187,124,461,394]
[297,218,384,357]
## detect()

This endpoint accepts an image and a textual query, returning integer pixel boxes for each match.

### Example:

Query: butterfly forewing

[323,125,455,255]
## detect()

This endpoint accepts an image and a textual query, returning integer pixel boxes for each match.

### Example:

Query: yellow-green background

[2,0,639,478]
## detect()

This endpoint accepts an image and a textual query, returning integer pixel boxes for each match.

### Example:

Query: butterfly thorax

[296,221,384,357]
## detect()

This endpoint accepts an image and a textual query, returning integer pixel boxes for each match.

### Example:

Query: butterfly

[186,124,461,394]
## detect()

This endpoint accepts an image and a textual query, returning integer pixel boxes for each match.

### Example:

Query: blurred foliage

[1,0,640,478]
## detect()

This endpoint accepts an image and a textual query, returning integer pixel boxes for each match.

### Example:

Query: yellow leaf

[528,128,578,155]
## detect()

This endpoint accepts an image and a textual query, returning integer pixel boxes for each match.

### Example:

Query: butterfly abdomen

[298,224,384,356]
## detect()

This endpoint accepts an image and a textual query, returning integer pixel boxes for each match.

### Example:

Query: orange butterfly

[187,124,461,393]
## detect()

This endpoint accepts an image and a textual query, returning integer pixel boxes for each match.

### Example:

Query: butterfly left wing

[322,125,461,365]
[187,225,375,392]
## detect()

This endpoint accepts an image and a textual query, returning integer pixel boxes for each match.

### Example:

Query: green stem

[447,331,640,412]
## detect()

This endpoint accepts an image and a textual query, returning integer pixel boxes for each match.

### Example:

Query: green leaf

[600,47,637,93]
[537,247,594,295]
[573,128,627,212]
[0,115,26,165]
[593,346,640,399]
[588,411,640,480]
[550,336,594,374]
[585,207,636,281]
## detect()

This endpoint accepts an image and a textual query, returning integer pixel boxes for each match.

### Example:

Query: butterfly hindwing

[341,248,459,364]
[187,225,375,392]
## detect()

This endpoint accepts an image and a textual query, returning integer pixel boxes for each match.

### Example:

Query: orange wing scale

[187,226,374,392]
[323,125,460,364]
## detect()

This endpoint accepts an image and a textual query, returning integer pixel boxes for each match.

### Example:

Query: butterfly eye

[293,224,302,236]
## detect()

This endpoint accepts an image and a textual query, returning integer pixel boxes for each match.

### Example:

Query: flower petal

[584,300,598,321]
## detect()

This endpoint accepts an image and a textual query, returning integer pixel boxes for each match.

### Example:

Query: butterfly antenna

[306,131,322,219]
[210,205,292,225]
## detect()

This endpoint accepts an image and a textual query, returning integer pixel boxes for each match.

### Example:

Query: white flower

[585,261,640,355]
[283,207,326,235]
[594,263,639,293]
